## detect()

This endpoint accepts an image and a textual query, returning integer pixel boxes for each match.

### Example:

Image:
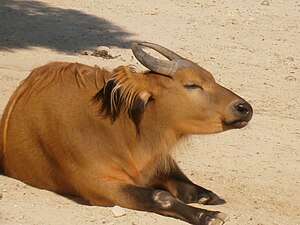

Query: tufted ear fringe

[94,66,152,134]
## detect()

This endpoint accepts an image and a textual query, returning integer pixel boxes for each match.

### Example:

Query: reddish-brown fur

[0,60,252,224]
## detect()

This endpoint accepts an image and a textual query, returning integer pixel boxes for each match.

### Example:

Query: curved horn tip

[131,41,155,47]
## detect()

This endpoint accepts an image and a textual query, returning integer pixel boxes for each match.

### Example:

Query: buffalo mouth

[223,120,249,129]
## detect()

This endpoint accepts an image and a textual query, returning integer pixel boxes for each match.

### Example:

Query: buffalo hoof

[198,192,226,205]
[199,212,229,225]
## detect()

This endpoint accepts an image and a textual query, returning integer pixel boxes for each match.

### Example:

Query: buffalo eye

[184,84,203,90]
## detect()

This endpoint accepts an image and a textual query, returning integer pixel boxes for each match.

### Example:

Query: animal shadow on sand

[0,0,133,53]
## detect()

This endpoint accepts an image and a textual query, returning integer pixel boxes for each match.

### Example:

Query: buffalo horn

[131,42,198,76]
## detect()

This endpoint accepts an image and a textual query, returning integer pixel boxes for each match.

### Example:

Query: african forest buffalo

[0,42,252,224]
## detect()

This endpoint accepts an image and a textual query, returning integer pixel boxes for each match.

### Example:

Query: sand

[0,0,299,224]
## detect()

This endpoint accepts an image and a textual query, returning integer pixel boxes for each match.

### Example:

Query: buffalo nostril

[234,101,252,117]
[235,103,249,114]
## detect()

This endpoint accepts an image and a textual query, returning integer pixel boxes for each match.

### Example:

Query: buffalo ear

[94,66,153,134]
[129,91,153,134]
[94,78,122,122]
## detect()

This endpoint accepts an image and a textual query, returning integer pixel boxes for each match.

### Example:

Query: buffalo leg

[90,183,228,225]
[151,159,225,205]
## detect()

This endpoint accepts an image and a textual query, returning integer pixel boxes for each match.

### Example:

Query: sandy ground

[0,0,299,224]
